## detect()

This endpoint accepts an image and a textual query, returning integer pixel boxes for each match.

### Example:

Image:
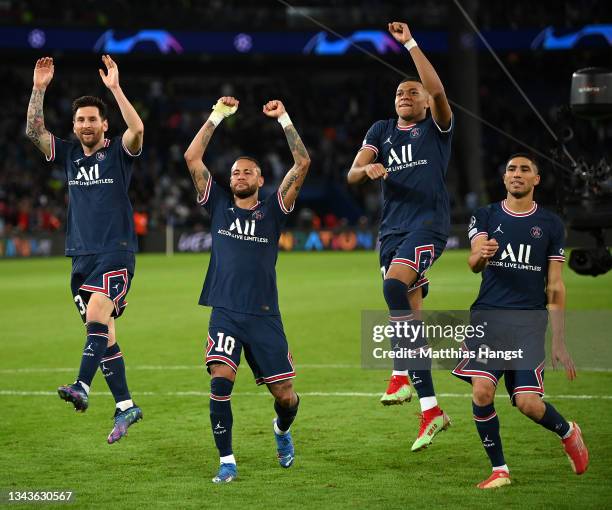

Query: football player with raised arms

[453,153,589,488]
[348,21,453,451]
[184,96,310,483]
[25,56,144,443]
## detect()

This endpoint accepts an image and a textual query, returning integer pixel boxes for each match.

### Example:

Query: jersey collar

[396,122,417,131]
[501,199,538,217]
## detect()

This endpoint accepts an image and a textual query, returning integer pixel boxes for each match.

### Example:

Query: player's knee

[210,376,234,398]
[515,394,544,419]
[269,380,295,406]
[382,278,410,310]
[209,363,236,382]
[85,293,114,323]
[472,381,495,405]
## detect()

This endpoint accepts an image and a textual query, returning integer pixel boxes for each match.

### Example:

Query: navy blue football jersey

[468,200,566,310]
[47,135,140,255]
[360,115,453,238]
[198,178,292,315]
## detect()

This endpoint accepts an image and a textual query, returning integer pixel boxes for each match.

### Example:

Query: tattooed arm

[25,57,55,158]
[183,96,239,198]
[263,100,311,211]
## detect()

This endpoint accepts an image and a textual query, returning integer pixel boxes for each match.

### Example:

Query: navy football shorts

[70,251,135,323]
[452,309,547,405]
[379,230,448,299]
[206,307,296,385]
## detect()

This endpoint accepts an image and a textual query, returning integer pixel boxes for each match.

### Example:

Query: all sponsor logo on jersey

[68,163,114,186]
[501,243,531,263]
[530,226,543,238]
[386,143,427,172]
[229,218,256,236]
[489,242,542,272]
[218,218,269,243]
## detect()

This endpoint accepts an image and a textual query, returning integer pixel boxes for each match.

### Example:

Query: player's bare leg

[58,292,114,411]
[471,377,511,489]
[267,379,299,468]
[209,363,237,483]
[514,393,588,474]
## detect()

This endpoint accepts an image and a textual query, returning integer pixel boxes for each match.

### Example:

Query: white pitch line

[1,364,610,375]
[0,390,611,400]
[0,364,361,374]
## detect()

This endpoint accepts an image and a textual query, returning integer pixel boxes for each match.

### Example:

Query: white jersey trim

[45,133,55,162]
[432,114,453,134]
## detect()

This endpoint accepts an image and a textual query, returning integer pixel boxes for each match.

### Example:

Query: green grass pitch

[1,251,611,509]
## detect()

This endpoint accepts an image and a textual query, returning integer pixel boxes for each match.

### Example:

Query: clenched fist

[479,238,499,259]
[263,100,286,118]
[366,163,388,180]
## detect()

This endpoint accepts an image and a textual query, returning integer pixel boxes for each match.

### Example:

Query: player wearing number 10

[184,96,310,483]
[25,56,144,443]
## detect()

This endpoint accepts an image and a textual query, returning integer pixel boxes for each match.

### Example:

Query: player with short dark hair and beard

[454,154,589,488]
[184,96,310,483]
[348,21,453,452]
[25,56,144,443]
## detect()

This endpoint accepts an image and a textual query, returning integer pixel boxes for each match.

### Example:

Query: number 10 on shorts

[214,332,236,356]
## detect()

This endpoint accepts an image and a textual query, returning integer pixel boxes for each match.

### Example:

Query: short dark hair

[398,76,422,87]
[505,153,539,174]
[234,155,261,170]
[72,96,107,119]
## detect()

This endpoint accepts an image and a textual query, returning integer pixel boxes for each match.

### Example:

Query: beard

[231,182,258,199]
[77,131,104,148]
[508,187,532,199]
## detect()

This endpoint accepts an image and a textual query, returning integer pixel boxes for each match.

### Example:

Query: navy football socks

[77,322,109,388]
[274,394,300,432]
[537,402,571,437]
[383,278,412,372]
[473,402,506,468]
[99,343,131,404]
[210,377,234,457]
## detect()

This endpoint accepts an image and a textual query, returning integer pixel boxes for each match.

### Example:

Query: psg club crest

[530,226,543,238]
[410,128,421,138]
[252,210,264,221]
[96,151,107,161]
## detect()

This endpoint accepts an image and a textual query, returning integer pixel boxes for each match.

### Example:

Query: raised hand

[212,96,239,118]
[388,22,412,45]
[99,54,120,90]
[33,57,54,90]
[480,239,499,259]
[263,100,287,119]
[366,163,388,180]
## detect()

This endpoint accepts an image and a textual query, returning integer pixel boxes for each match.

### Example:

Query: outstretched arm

[25,57,54,158]
[183,96,239,198]
[99,55,144,155]
[263,100,311,211]
[388,22,452,130]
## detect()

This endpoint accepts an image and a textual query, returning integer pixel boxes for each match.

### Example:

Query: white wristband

[404,39,418,51]
[208,111,224,127]
[278,112,293,129]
